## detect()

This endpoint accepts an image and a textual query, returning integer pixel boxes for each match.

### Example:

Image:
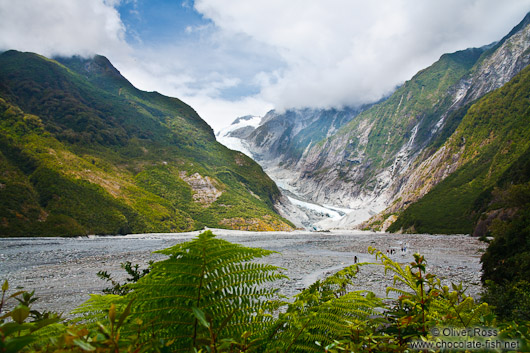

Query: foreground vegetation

[1,231,529,352]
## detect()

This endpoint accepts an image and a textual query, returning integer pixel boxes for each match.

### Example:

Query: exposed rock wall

[179,172,223,207]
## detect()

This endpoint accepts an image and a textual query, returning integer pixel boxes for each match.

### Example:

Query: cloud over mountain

[0,0,130,58]
[195,0,530,110]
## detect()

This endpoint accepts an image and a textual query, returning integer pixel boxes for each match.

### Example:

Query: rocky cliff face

[249,107,368,163]
[372,13,530,230]
[386,62,530,234]
[282,46,486,216]
[218,108,368,229]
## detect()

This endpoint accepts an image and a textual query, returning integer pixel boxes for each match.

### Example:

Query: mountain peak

[79,55,121,77]
[53,54,135,94]
[481,11,530,57]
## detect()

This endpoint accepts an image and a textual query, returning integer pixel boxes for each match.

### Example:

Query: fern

[368,247,418,299]
[268,248,495,353]
[70,294,125,325]
[124,230,285,351]
[264,263,384,352]
[63,239,498,352]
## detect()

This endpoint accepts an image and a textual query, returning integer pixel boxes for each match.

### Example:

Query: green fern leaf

[264,263,383,352]
[126,230,285,351]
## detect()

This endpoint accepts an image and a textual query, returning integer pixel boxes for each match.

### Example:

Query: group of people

[352,243,409,264]
[386,244,408,256]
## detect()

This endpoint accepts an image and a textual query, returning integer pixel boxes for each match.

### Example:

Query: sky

[1,0,530,132]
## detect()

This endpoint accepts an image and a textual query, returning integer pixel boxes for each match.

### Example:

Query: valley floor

[1,229,486,316]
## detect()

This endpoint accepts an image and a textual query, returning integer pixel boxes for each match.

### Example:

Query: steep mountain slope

[243,107,367,164]
[387,63,530,234]
[294,46,485,207]
[364,13,530,232]
[218,108,369,229]
[0,51,293,237]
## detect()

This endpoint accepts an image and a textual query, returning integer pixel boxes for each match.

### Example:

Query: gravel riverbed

[0,229,487,316]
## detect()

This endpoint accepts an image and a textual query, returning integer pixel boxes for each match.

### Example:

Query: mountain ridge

[386,62,530,234]
[0,50,294,236]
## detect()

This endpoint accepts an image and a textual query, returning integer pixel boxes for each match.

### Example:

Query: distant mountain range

[0,51,293,236]
[220,12,530,235]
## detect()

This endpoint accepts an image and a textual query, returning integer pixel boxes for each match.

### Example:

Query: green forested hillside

[388,63,530,234]
[0,50,293,237]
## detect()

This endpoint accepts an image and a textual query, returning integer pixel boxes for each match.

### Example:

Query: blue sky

[118,0,207,45]
[1,0,530,131]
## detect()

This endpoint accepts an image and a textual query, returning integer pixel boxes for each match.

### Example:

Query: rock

[179,172,223,207]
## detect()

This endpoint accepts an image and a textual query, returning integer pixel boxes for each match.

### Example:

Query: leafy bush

[97,261,153,296]
[0,281,62,352]
[482,280,530,322]
[480,186,530,321]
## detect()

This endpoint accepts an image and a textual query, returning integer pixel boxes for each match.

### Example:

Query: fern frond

[70,294,124,325]
[264,261,384,353]
[266,290,382,352]
[369,247,419,295]
[124,230,285,351]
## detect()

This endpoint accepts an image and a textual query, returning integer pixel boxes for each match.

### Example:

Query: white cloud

[109,26,284,130]
[0,0,130,58]
[183,95,273,133]
[195,0,530,111]
[114,46,273,132]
